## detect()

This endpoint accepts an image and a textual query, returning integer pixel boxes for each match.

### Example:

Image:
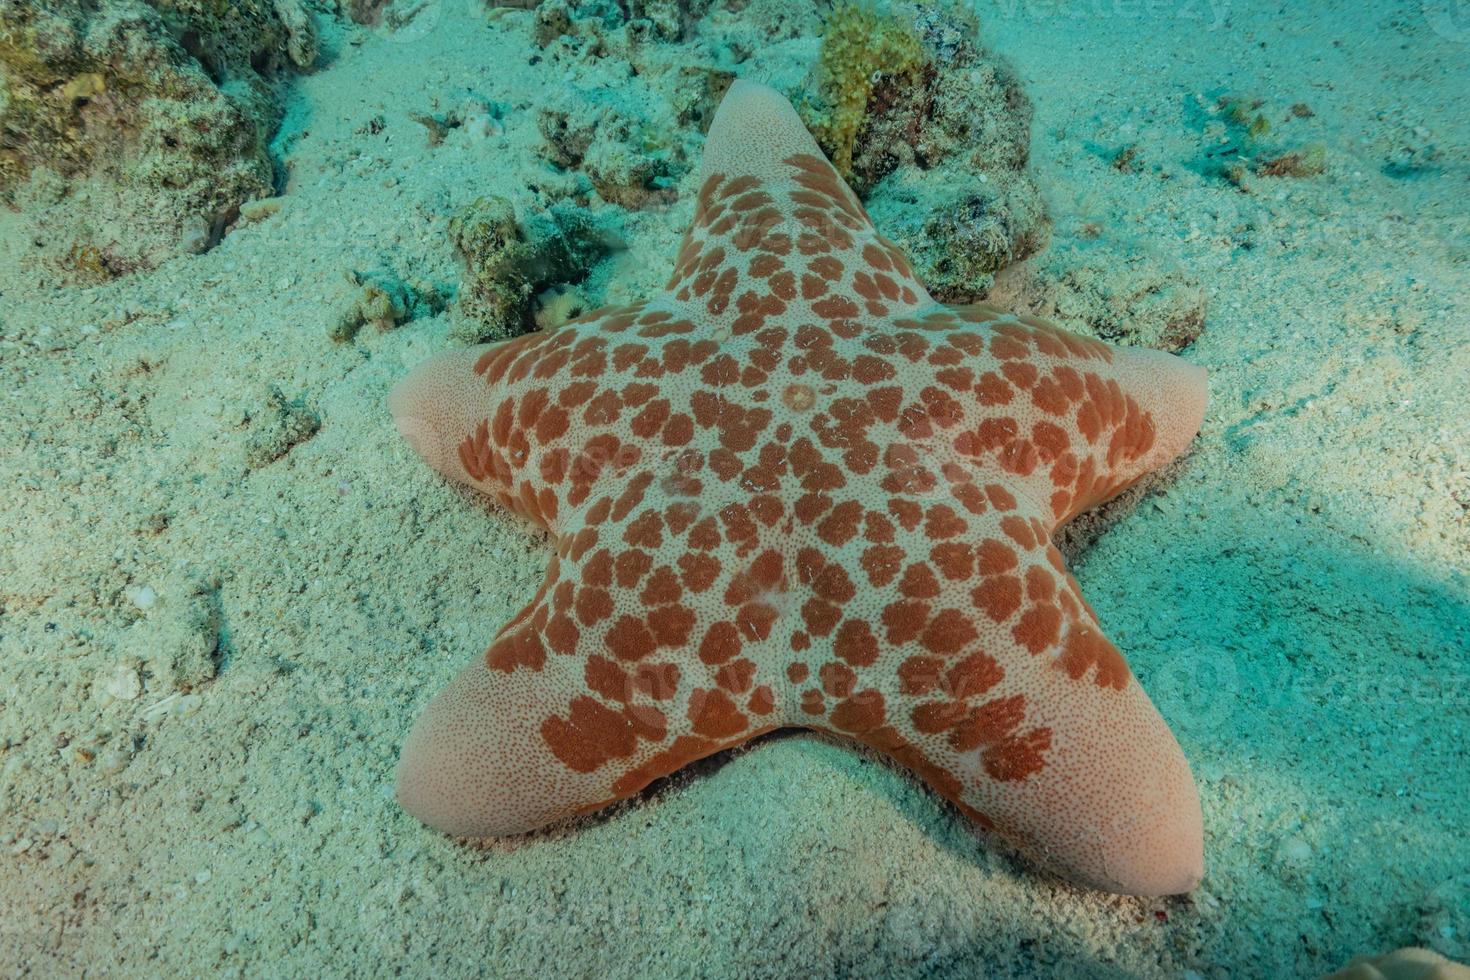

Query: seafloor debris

[410,97,502,147]
[331,270,411,341]
[1380,117,1443,180]
[526,0,691,52]
[0,0,316,281]
[1255,146,1327,178]
[1112,144,1142,174]
[1192,93,1328,189]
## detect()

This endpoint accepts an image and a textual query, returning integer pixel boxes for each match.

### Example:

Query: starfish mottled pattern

[389,81,1208,895]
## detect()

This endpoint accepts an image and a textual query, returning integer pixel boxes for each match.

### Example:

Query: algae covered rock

[800,0,1048,297]
[449,194,611,343]
[537,90,684,209]
[987,241,1208,354]
[867,170,1047,303]
[243,386,320,470]
[0,0,317,282]
[801,1,1032,191]
[329,260,448,342]
[801,0,926,182]
[136,574,223,693]
[1045,253,1205,353]
[625,0,687,42]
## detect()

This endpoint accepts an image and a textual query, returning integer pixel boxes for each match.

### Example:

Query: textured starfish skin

[390,82,1208,895]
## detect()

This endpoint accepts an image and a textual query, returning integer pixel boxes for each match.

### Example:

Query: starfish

[389,81,1208,895]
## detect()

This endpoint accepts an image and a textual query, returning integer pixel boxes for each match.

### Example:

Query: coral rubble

[0,0,316,280]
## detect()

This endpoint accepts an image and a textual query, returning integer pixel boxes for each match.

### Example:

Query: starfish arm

[389,302,688,531]
[941,303,1209,525]
[665,80,935,334]
[784,491,1202,895]
[395,511,791,836]
[395,649,780,838]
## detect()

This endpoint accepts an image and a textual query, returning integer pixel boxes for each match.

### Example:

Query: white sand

[1,2,1466,976]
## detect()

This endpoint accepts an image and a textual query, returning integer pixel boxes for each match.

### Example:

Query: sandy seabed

[1,1,1466,977]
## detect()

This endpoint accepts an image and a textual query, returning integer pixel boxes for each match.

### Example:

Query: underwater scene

[1,0,1466,976]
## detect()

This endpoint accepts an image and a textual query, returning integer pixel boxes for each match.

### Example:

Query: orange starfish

[390,81,1207,895]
